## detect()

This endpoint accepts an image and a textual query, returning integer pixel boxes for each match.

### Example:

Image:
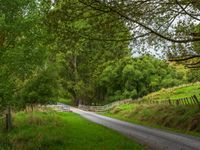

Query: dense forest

[0,0,199,113]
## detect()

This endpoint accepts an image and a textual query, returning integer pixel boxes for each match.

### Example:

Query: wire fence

[137,94,200,106]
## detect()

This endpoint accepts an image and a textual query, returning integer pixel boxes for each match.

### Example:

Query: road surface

[57,103,200,150]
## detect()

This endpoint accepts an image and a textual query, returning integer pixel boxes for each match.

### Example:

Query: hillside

[102,83,200,135]
[143,82,200,101]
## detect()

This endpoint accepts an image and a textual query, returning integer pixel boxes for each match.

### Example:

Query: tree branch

[168,55,200,61]
[186,61,200,66]
[175,0,200,21]
[79,0,200,43]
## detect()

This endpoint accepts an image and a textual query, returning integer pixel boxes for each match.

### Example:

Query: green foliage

[57,98,74,106]
[46,1,131,105]
[0,0,55,111]
[0,0,197,111]
[19,67,58,107]
[187,70,200,82]
[96,56,187,103]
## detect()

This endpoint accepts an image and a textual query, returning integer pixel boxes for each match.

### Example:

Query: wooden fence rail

[79,98,136,112]
[138,95,200,109]
[78,94,200,112]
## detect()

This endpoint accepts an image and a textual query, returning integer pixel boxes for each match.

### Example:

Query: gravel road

[57,104,200,150]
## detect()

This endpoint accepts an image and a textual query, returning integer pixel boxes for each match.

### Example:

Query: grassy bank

[143,82,200,101]
[102,103,200,136]
[0,110,145,150]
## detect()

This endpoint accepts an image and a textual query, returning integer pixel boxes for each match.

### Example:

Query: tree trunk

[73,54,79,106]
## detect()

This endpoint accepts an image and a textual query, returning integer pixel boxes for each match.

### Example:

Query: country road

[56,104,200,150]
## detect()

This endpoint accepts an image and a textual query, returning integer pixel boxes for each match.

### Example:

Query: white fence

[78,98,140,112]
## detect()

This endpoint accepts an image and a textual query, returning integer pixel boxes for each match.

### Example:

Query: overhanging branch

[175,0,200,21]
[168,55,200,61]
[79,0,200,43]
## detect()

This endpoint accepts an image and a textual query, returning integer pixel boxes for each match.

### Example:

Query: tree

[0,0,53,112]
[168,24,200,68]
[46,0,131,105]
[95,56,186,103]
[20,66,59,110]
[69,0,200,66]
[77,0,200,42]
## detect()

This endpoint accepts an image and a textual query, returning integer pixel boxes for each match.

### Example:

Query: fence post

[186,97,189,104]
[176,100,179,106]
[179,99,183,105]
[5,106,12,131]
[168,99,171,105]
[184,98,187,105]
[193,95,200,110]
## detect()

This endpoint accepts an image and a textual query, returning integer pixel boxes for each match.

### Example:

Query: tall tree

[46,0,131,104]
[74,0,200,66]
[0,0,53,112]
[95,56,186,103]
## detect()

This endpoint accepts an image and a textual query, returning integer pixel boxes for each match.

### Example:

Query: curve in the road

[58,104,200,150]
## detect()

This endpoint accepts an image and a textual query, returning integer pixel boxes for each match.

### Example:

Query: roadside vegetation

[101,83,200,135]
[104,104,200,135]
[0,109,145,150]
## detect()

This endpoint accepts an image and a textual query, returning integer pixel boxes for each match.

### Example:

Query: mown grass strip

[0,111,145,150]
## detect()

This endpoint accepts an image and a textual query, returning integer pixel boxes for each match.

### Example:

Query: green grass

[57,98,74,106]
[143,82,200,101]
[101,103,200,136]
[0,110,145,150]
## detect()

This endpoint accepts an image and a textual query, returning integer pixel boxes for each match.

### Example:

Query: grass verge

[101,103,200,136]
[0,110,145,150]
